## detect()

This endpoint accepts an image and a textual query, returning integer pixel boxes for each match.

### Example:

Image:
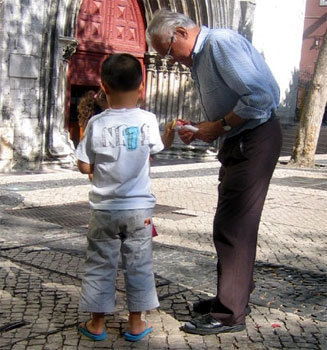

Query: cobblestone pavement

[0,156,326,349]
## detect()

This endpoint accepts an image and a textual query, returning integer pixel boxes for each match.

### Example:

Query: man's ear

[175,26,188,39]
[100,81,110,95]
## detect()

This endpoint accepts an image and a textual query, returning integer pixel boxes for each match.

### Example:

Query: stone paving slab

[0,158,326,349]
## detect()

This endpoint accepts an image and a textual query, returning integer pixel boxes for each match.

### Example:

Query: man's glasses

[163,35,174,60]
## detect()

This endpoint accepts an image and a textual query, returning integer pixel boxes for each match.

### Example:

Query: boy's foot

[78,320,107,341]
[124,321,153,342]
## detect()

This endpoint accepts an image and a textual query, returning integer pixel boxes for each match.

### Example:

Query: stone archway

[67,0,147,146]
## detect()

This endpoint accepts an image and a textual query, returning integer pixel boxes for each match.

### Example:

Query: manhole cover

[6,202,90,227]
[6,203,196,227]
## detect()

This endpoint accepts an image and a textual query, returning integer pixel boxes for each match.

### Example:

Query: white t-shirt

[76,107,164,210]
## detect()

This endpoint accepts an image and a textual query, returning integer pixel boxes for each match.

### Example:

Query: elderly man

[146,9,282,335]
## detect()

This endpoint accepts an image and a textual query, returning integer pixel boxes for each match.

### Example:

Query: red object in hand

[173,119,188,128]
[173,119,199,132]
[176,119,187,126]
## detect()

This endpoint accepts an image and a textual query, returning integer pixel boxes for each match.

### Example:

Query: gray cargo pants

[79,208,159,313]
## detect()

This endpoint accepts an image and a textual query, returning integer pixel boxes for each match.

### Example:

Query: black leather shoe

[180,314,246,335]
[193,297,215,314]
[193,298,252,316]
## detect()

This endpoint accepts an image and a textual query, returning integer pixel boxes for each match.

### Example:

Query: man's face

[151,32,193,67]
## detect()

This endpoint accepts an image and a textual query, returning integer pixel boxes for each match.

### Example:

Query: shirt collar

[192,26,210,58]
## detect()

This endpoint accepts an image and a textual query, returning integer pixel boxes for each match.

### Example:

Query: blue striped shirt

[191,27,280,138]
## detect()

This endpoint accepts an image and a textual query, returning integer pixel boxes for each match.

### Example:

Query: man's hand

[194,113,246,142]
[178,128,196,144]
[175,119,196,144]
[194,121,221,143]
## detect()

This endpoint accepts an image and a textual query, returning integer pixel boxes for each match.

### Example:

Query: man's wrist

[214,120,227,135]
[220,117,232,131]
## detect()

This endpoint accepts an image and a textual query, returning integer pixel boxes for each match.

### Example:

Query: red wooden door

[67,0,146,146]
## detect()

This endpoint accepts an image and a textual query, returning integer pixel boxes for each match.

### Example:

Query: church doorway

[67,0,146,147]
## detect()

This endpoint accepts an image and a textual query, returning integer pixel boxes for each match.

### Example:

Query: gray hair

[146,9,196,44]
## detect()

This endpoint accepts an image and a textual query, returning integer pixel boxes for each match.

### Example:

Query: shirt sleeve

[210,32,279,119]
[75,123,95,164]
[148,115,164,155]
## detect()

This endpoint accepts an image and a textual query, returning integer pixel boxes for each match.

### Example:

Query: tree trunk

[290,28,327,167]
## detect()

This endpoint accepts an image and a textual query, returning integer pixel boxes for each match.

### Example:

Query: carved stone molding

[58,36,79,62]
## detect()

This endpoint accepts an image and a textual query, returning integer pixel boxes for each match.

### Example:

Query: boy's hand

[77,160,94,174]
[162,121,175,149]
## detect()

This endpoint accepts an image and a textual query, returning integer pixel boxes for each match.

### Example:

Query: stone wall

[0,0,46,170]
[0,0,79,171]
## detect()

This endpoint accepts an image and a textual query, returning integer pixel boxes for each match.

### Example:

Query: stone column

[48,36,78,161]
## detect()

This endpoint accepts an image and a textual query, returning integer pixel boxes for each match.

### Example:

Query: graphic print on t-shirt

[101,123,150,150]
[123,127,139,150]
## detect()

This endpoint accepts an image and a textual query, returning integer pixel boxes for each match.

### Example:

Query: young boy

[76,53,174,342]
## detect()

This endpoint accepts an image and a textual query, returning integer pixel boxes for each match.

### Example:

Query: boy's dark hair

[101,53,143,92]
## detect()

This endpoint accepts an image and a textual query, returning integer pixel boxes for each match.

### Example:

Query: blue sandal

[78,321,107,341]
[124,321,153,342]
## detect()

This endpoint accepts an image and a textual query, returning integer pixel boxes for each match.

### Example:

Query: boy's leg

[79,210,121,329]
[81,312,105,335]
[128,312,145,334]
[121,209,159,332]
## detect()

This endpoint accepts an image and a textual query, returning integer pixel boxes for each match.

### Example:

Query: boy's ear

[138,81,145,102]
[138,81,145,94]
[100,81,110,94]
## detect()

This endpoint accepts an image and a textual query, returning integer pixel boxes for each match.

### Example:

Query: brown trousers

[211,118,282,325]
